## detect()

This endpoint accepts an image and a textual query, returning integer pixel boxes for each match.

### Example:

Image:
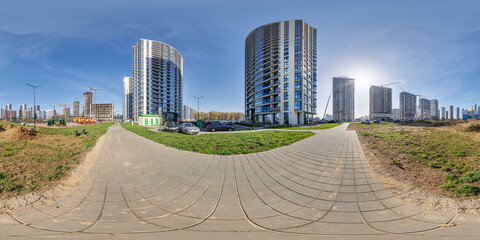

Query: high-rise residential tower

[441,106,446,120]
[18,104,26,119]
[418,98,431,120]
[122,77,133,120]
[245,20,317,125]
[73,101,80,116]
[400,91,416,120]
[132,39,183,122]
[333,76,355,122]
[430,99,438,120]
[182,104,195,121]
[450,105,454,120]
[369,85,392,121]
[84,92,92,117]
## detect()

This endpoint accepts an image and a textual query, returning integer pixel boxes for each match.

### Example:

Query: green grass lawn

[358,124,480,196]
[234,122,265,127]
[265,123,342,130]
[121,122,314,155]
[37,123,114,149]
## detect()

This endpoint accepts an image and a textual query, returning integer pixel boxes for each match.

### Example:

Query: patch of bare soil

[349,123,480,214]
[0,125,38,142]
[0,135,105,214]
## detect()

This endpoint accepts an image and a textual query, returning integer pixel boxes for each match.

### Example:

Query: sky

[0,0,479,117]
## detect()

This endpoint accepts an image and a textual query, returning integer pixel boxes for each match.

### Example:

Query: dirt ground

[349,121,480,214]
[0,125,87,199]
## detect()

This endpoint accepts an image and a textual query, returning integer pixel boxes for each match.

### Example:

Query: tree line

[192,111,245,121]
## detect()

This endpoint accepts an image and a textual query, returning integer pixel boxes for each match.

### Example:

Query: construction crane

[87,87,104,104]
[58,103,72,125]
[380,82,400,87]
[49,104,57,117]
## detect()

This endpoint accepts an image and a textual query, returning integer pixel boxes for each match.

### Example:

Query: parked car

[361,120,371,124]
[393,120,401,123]
[179,123,200,135]
[205,121,220,128]
[373,120,381,124]
[207,122,235,132]
[164,121,178,133]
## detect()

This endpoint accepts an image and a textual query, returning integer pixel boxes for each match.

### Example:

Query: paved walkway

[1,123,479,239]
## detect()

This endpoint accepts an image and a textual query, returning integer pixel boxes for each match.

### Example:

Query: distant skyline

[0,0,479,118]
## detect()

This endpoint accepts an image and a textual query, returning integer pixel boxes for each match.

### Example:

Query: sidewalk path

[0,123,479,239]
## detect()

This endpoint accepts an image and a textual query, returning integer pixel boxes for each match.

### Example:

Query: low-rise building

[139,114,160,126]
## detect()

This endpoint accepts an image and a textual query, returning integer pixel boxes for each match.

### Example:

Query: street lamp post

[27,83,41,131]
[194,96,204,121]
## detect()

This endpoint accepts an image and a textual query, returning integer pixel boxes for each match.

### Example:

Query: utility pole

[27,83,41,131]
[194,96,204,120]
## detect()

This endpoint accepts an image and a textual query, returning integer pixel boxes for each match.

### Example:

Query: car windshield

[183,123,194,127]
[166,122,176,127]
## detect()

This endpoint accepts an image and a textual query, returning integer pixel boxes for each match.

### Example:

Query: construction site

[6,87,115,128]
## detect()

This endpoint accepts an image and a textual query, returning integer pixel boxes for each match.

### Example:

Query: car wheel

[211,128,216,132]
[228,128,232,131]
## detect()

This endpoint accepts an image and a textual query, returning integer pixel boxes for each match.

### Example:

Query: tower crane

[58,103,72,125]
[87,87,104,104]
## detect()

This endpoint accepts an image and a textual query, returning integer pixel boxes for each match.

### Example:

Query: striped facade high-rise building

[245,20,317,125]
[132,39,183,122]
[122,77,133,121]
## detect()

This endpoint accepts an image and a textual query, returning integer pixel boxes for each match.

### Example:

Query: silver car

[178,123,200,135]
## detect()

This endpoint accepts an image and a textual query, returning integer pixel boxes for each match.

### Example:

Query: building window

[295,81,301,89]
[284,112,289,124]
[284,83,289,90]
[284,75,289,82]
[284,68,289,74]
[284,57,289,61]
[295,73,301,80]
[284,62,289,67]
[295,90,301,99]
[295,101,301,110]
[284,102,289,111]
[284,92,289,100]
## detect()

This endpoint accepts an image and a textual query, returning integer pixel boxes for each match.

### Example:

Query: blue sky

[0,0,479,117]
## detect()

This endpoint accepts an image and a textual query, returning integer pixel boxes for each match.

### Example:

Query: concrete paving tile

[284,222,383,235]
[251,215,311,230]
[320,211,364,223]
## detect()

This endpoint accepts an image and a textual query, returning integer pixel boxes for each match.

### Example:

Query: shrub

[456,185,480,196]
[429,161,441,168]
[463,172,480,183]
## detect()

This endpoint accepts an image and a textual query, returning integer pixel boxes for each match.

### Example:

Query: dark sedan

[163,122,179,133]
[207,122,235,132]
